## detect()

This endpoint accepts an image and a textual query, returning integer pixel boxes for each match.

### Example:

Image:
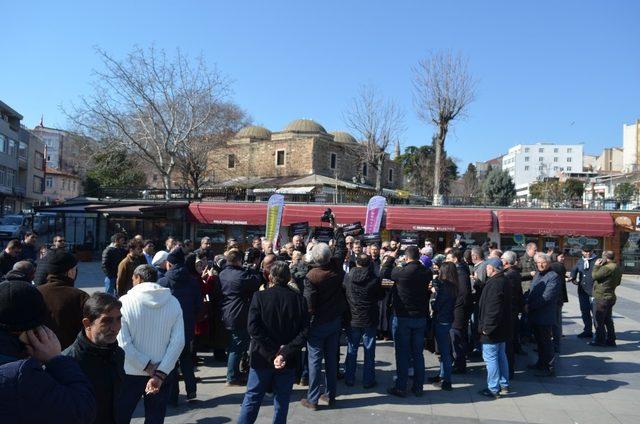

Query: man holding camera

[381,245,432,397]
[589,251,622,347]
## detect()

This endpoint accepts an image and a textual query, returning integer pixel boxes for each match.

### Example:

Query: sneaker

[186,392,197,401]
[320,394,335,406]
[300,398,318,411]
[478,388,499,399]
[441,381,452,391]
[387,387,407,398]
[500,386,510,394]
[577,332,593,339]
[298,377,309,386]
[427,376,442,384]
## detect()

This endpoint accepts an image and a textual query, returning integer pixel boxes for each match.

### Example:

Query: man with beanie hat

[37,249,89,350]
[157,247,202,402]
[0,280,96,423]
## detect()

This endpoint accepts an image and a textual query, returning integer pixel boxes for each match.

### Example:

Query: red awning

[188,202,267,225]
[385,207,494,233]
[496,210,614,237]
[283,205,367,226]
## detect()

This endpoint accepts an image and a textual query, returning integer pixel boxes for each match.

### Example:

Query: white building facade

[502,142,584,196]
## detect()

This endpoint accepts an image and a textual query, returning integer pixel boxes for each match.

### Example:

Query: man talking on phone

[0,280,96,422]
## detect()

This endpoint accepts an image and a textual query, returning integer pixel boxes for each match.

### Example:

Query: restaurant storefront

[611,212,640,274]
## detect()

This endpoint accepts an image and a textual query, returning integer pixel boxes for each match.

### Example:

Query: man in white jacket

[116,264,185,423]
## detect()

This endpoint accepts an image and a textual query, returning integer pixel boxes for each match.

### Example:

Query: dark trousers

[170,342,197,402]
[449,325,468,371]
[469,303,480,351]
[531,324,554,370]
[578,288,594,334]
[594,299,616,344]
[117,372,176,424]
[238,367,296,424]
[227,328,250,382]
[392,315,426,393]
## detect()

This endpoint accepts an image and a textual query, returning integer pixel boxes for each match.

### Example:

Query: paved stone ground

[76,262,640,424]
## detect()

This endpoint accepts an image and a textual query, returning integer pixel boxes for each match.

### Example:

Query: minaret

[394,139,401,159]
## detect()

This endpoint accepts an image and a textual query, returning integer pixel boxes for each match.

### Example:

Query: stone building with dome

[207,118,404,201]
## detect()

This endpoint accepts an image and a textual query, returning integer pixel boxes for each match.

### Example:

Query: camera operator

[300,213,348,411]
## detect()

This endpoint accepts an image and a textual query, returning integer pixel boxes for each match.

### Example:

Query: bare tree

[344,85,405,192]
[65,46,232,199]
[175,102,249,194]
[412,51,476,205]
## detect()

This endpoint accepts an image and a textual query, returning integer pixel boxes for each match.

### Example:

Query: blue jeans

[238,367,296,424]
[578,288,594,334]
[435,322,452,382]
[227,328,250,382]
[105,276,116,296]
[117,372,176,424]
[392,315,426,393]
[306,318,341,404]
[345,326,377,386]
[482,342,509,394]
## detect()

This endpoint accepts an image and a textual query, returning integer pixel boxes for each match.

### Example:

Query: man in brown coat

[116,239,146,297]
[36,249,89,349]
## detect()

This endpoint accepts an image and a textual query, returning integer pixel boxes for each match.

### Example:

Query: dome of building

[235,125,271,140]
[330,131,358,144]
[283,119,327,134]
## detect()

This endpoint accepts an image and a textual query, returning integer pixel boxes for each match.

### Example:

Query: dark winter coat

[527,269,561,326]
[504,266,524,315]
[158,265,203,342]
[247,285,309,370]
[343,266,384,328]
[101,246,126,278]
[0,331,96,423]
[453,262,473,329]
[432,279,457,325]
[19,241,38,263]
[63,331,125,424]
[116,254,147,297]
[37,274,89,350]
[0,251,18,279]
[303,228,348,327]
[1,269,32,284]
[570,255,597,296]
[380,258,432,319]
[218,265,262,330]
[290,261,309,292]
[550,261,569,304]
[478,271,512,344]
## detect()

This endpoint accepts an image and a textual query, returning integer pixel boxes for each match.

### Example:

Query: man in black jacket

[219,249,262,386]
[101,233,127,296]
[381,245,432,397]
[64,292,125,424]
[301,218,347,410]
[238,262,309,424]
[501,251,524,379]
[2,261,35,284]
[445,248,473,374]
[570,246,597,338]
[343,254,384,388]
[478,258,512,399]
[0,240,21,280]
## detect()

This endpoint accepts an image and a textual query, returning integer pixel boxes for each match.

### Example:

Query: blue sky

[1,0,639,168]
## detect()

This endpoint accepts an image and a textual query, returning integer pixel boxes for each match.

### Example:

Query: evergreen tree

[84,150,147,196]
[483,169,516,206]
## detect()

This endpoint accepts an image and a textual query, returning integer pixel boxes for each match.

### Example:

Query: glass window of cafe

[195,225,226,244]
[500,234,539,256]
[621,231,640,274]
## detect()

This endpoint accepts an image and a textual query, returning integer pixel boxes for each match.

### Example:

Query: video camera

[320,208,333,223]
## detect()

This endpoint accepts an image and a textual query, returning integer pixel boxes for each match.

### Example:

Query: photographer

[381,245,432,398]
[300,213,348,411]
[590,251,622,347]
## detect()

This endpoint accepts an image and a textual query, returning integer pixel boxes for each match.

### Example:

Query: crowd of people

[0,221,623,423]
